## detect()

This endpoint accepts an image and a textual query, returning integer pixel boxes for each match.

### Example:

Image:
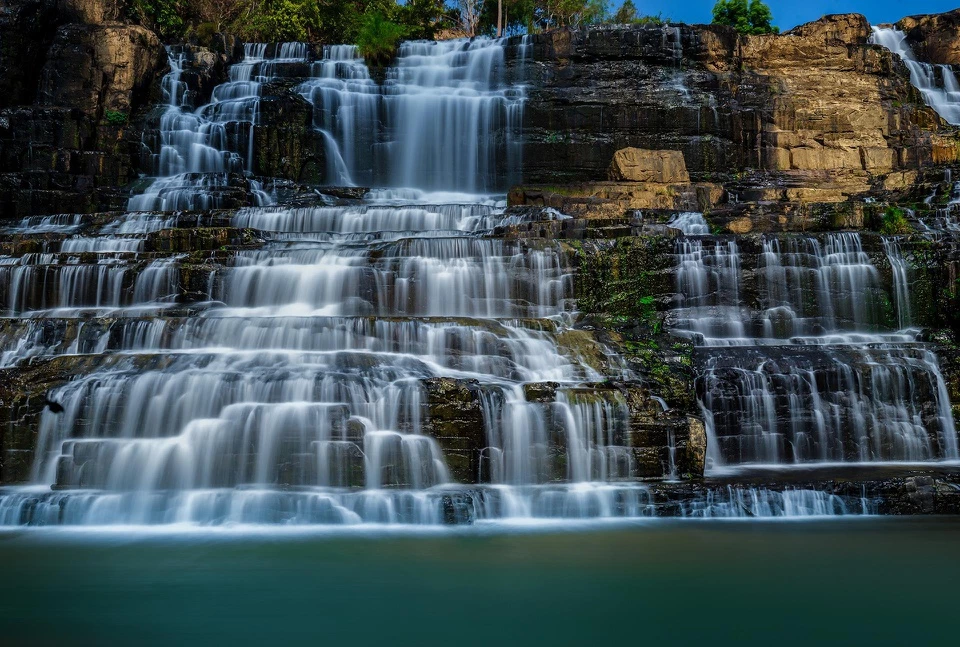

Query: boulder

[607,148,690,183]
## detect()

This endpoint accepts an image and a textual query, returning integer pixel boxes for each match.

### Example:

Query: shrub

[356,11,408,66]
[880,206,913,235]
[104,110,129,125]
[128,0,186,38]
[230,0,321,43]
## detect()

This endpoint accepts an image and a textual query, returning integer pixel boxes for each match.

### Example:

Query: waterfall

[128,44,293,211]
[298,38,526,192]
[3,29,948,527]
[870,26,960,125]
[0,44,661,527]
[672,225,958,468]
[882,237,913,329]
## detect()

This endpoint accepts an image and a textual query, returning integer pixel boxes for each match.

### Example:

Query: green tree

[533,0,607,30]
[355,10,407,65]
[129,0,186,38]
[711,0,778,35]
[395,0,457,40]
[612,0,637,24]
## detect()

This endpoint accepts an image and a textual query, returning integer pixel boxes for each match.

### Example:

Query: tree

[712,0,777,35]
[395,0,457,39]
[612,0,637,24]
[356,11,406,65]
[458,0,486,36]
[533,0,607,30]
[478,0,535,36]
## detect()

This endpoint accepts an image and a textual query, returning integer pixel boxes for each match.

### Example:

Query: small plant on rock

[104,110,129,125]
[880,206,913,235]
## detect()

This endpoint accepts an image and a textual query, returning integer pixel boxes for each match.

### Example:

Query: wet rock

[420,378,485,484]
[253,86,326,183]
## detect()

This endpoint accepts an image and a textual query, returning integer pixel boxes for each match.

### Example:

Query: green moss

[575,237,673,329]
[878,206,913,235]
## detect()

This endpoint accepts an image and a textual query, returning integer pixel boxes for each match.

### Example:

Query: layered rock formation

[519,13,956,203]
[5,8,960,522]
[0,0,166,217]
[898,9,960,65]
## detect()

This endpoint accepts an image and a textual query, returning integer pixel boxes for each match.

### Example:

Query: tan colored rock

[508,181,723,218]
[61,0,124,24]
[727,217,753,234]
[882,170,919,191]
[38,23,165,117]
[607,148,690,183]
[729,13,942,178]
[685,417,706,479]
[930,134,960,164]
[898,10,960,65]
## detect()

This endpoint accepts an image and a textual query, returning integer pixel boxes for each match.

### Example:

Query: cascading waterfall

[4,30,936,527]
[298,38,527,191]
[0,36,697,526]
[870,26,960,125]
[128,44,290,211]
[671,216,959,468]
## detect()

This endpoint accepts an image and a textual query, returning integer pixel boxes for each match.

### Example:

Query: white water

[870,26,960,125]
[671,225,958,468]
[1,33,947,527]
[298,38,528,191]
[128,44,284,211]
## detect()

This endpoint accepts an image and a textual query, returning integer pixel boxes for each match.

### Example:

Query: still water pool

[0,518,956,646]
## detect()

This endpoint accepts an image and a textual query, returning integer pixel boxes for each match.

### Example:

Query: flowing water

[1,36,958,529]
[668,213,958,468]
[870,26,960,125]
[0,38,680,527]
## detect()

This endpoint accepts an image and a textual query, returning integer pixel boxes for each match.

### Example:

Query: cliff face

[520,14,953,196]
[898,10,960,65]
[2,8,960,217]
[0,0,166,217]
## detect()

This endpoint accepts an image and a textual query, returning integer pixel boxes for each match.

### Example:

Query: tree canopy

[711,0,778,35]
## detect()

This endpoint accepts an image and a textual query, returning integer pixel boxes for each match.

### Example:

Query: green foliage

[129,0,186,38]
[356,11,407,66]
[104,110,129,125]
[711,0,778,35]
[394,0,457,40]
[879,206,913,235]
[535,0,608,29]
[232,0,321,42]
[611,0,637,23]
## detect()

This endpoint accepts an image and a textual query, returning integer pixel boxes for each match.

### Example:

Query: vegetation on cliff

[127,0,455,43]
[130,0,674,45]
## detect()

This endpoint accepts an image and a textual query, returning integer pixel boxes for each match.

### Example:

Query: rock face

[899,10,960,65]
[37,23,163,117]
[608,148,690,183]
[520,14,953,195]
[0,1,166,218]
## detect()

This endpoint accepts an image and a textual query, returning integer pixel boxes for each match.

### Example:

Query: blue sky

[615,1,960,31]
